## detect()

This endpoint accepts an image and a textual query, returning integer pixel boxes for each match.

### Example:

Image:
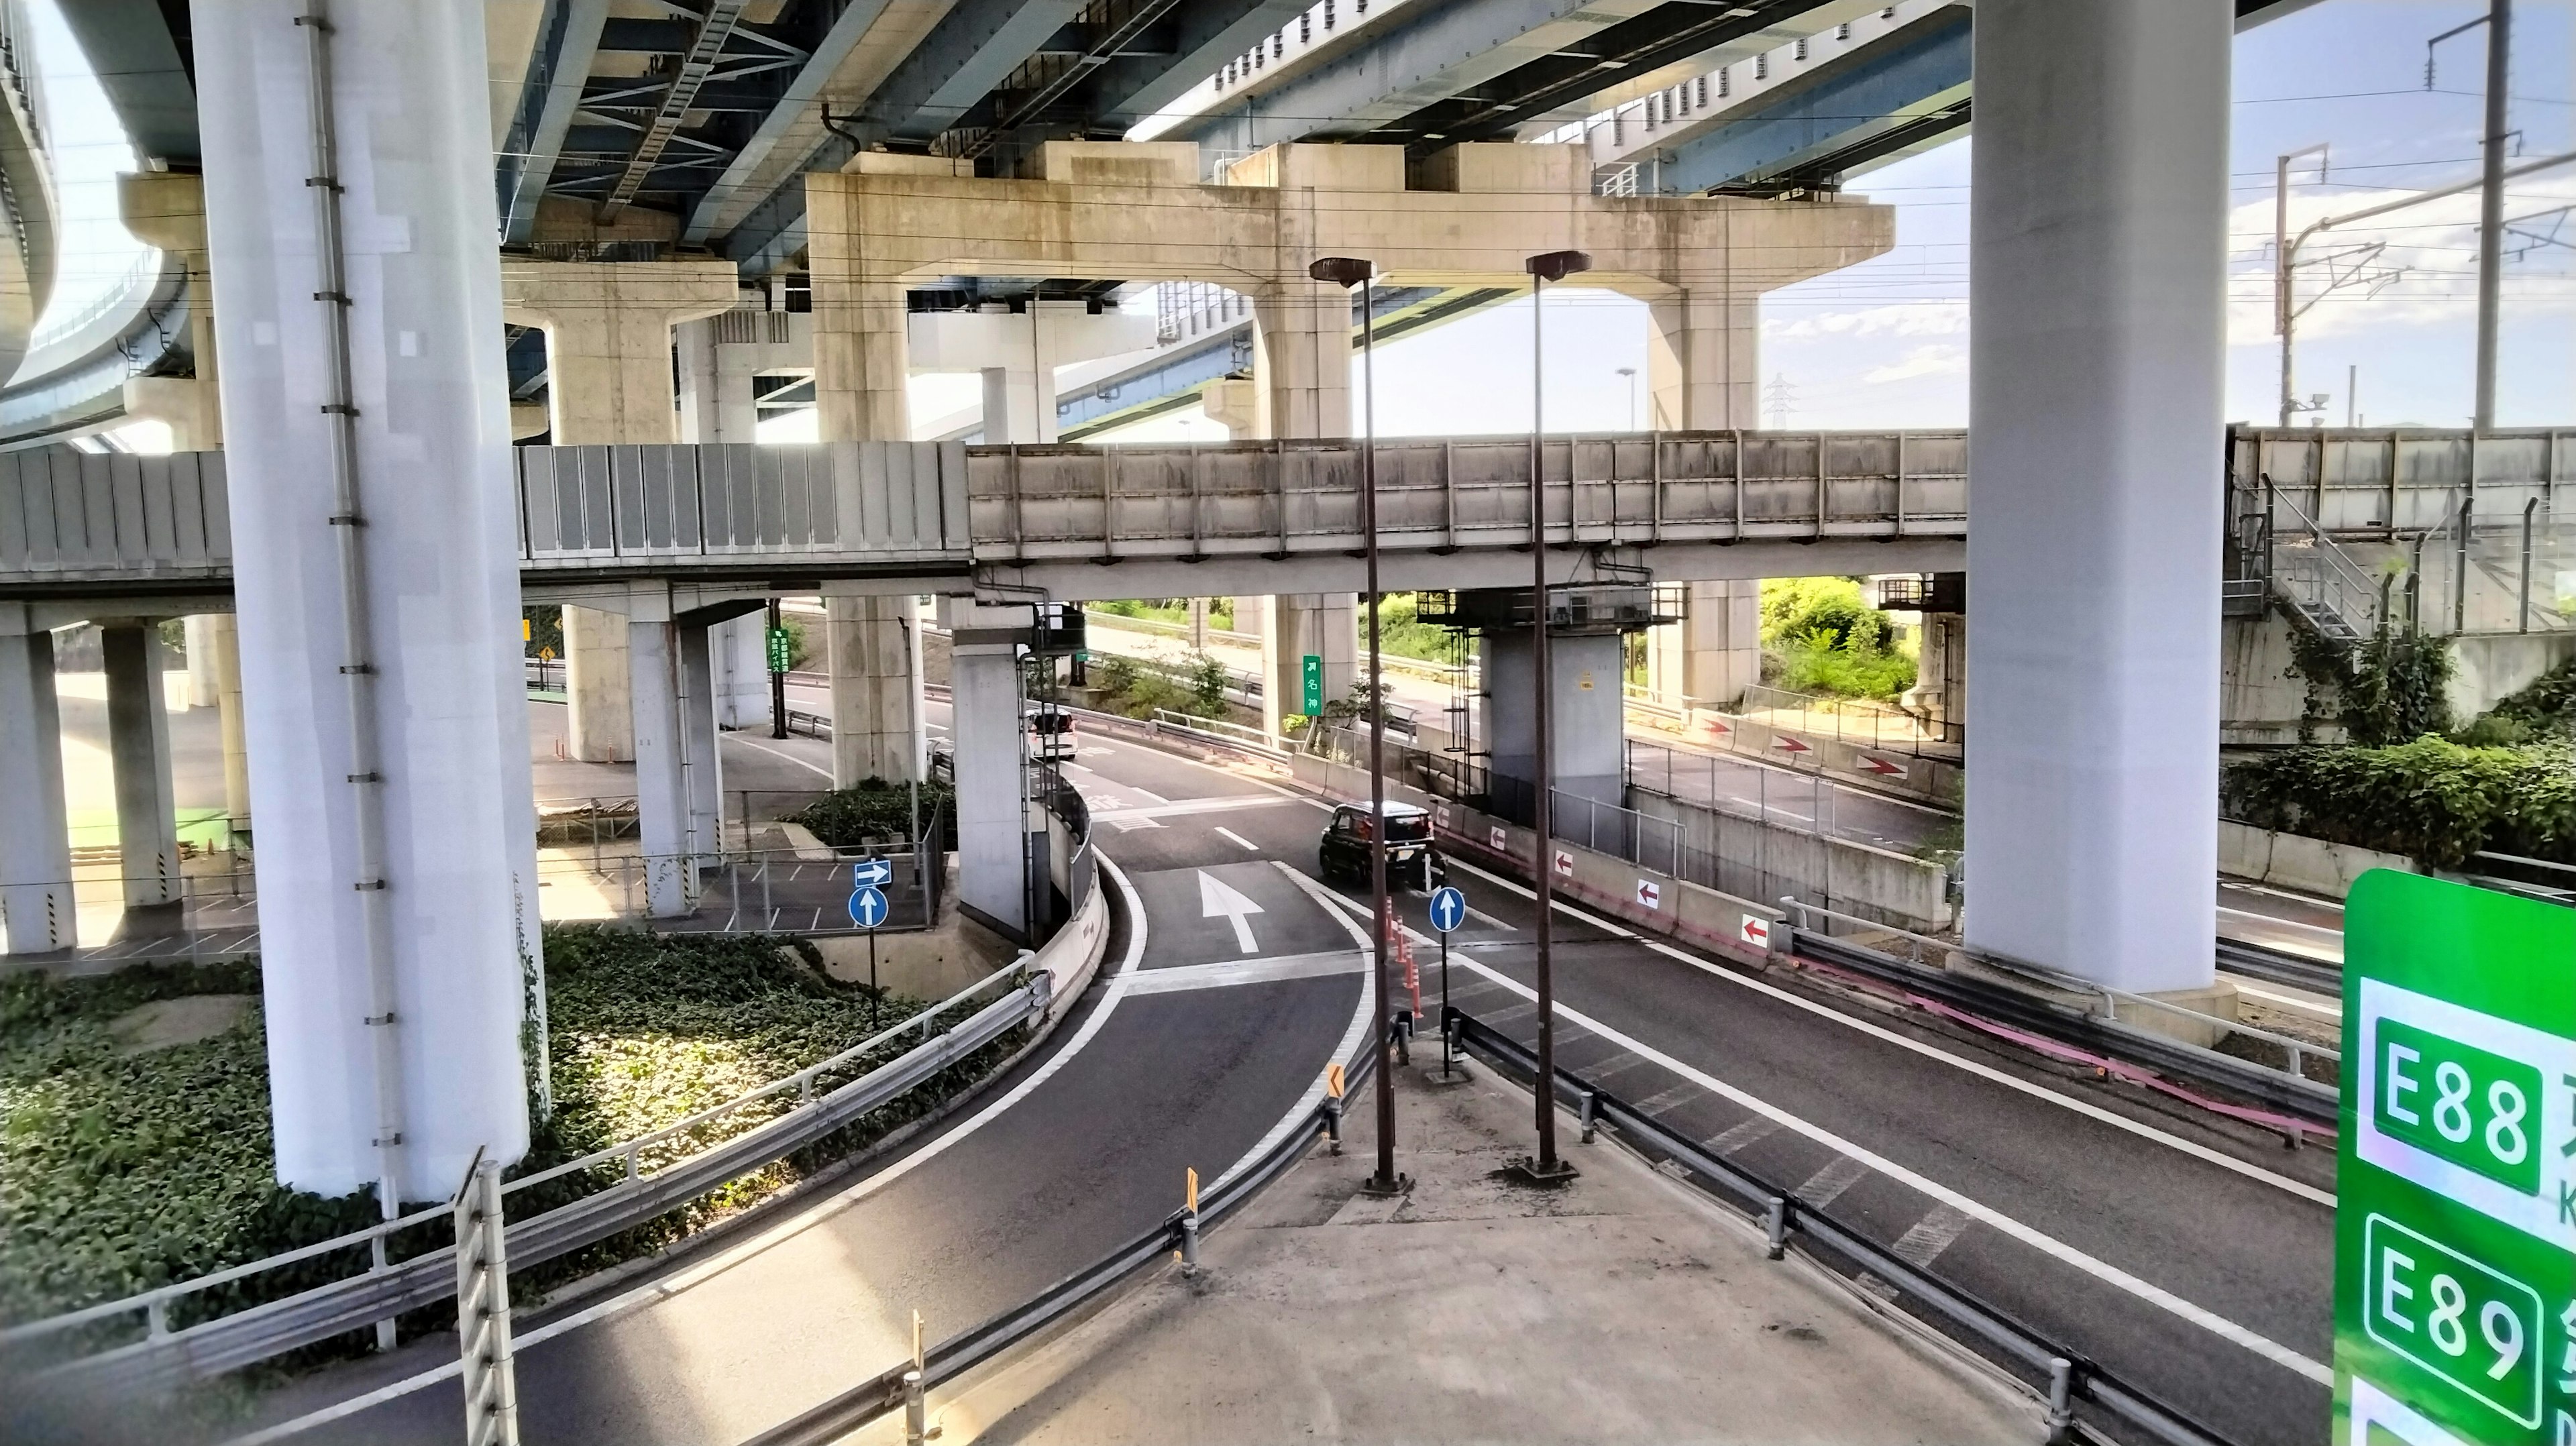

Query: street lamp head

[1525,249,1592,282]
[1616,366,1636,378]
[1308,256,1376,286]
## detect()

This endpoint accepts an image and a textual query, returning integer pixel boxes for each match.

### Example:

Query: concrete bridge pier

[1247,270,1358,736]
[826,593,926,785]
[0,607,73,953]
[199,0,540,1194]
[100,622,182,909]
[1480,624,1627,819]
[943,598,1037,942]
[1258,594,1356,736]
[1966,0,2228,993]
[1645,581,1762,714]
[502,258,739,768]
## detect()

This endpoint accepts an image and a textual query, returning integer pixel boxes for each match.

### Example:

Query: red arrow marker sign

[1771,734,1813,757]
[1856,754,1908,779]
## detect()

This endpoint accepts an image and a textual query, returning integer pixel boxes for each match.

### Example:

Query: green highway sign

[2338,869,2576,1445]
[766,626,791,675]
[1301,653,1324,715]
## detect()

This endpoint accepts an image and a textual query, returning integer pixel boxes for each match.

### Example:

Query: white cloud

[1861,344,1967,385]
[1764,301,1968,342]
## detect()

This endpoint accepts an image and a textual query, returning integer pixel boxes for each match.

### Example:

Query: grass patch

[1,929,1018,1345]
[1760,577,1915,702]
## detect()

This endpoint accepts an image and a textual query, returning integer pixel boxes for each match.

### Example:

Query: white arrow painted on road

[1197,870,1265,954]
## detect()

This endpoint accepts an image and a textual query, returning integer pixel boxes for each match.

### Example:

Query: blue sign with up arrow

[1428,885,1467,934]
[851,858,893,889]
[849,885,889,930]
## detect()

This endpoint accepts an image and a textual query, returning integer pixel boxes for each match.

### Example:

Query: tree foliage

[2224,737,2576,868]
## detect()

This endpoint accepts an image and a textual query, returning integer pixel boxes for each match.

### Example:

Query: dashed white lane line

[1891,1204,1978,1270]
[1446,952,2332,1386]
[1214,826,1261,852]
[1440,857,2332,1209]
[1795,1155,1870,1209]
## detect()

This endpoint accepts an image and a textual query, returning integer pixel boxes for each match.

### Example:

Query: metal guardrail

[1,962,1049,1392]
[2212,937,2341,995]
[1446,1010,2232,1446]
[1776,901,2337,1124]
[741,1012,1375,1446]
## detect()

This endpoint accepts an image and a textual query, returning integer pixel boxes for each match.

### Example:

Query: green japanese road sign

[765,626,790,675]
[1301,653,1324,715]
[2338,869,2576,1446]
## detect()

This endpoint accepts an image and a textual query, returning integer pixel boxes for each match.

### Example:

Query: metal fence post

[2043,1357,2077,1445]
[1578,1089,1599,1144]
[2520,496,2538,632]
[1762,1195,1787,1260]
[454,1156,521,1446]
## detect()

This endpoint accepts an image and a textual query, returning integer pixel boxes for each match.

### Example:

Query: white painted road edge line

[1439,858,2334,1208]
[726,733,834,781]
[1214,826,1260,852]
[1203,863,1377,1194]
[225,854,1155,1445]
[1448,953,2332,1386]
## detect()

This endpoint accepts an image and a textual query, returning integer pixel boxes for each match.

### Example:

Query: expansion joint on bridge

[345,771,380,783]
[312,291,350,306]
[353,879,386,892]
[319,404,358,417]
[336,663,374,675]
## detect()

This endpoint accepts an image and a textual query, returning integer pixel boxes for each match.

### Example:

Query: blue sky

[1116,0,2576,441]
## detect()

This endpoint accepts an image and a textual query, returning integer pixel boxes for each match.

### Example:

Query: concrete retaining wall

[1651,712,1962,808]
[1629,789,1953,934]
[2218,819,2416,899]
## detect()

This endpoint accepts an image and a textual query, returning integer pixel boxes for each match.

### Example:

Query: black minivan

[1318,801,1446,893]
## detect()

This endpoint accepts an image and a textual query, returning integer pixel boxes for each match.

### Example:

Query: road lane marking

[1214,826,1260,851]
[1796,1155,1870,1209]
[1703,1117,1778,1156]
[725,734,833,781]
[1447,952,2332,1386]
[1124,949,1365,995]
[1440,857,2334,1209]
[1892,1204,1977,1269]
[1633,1084,1698,1117]
[2225,978,2341,1019]
[1089,795,1298,822]
[226,855,1156,1445]
[1208,865,1383,1194]
[1197,870,1265,953]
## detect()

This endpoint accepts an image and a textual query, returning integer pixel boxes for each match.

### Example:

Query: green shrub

[1,929,1016,1350]
[2286,614,2452,746]
[2224,737,2576,867]
[789,778,954,848]
[1761,577,1892,653]
[1774,636,1917,701]
[1366,594,1458,664]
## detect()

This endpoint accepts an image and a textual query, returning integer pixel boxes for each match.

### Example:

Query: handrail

[1447,1010,2233,1446]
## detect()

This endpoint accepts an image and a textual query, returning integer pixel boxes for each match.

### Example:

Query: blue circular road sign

[1428,885,1467,934]
[849,885,889,929]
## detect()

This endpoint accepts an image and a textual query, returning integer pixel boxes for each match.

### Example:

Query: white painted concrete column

[827,595,925,785]
[0,612,74,953]
[500,259,738,765]
[679,623,724,865]
[101,622,180,908]
[1966,0,2229,992]
[709,612,769,731]
[200,0,541,1194]
[629,617,694,919]
[1479,628,1626,814]
[948,624,1028,941]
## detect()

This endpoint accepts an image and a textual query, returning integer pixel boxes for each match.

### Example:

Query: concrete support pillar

[1479,628,1626,816]
[709,612,770,731]
[206,614,251,836]
[949,631,1028,941]
[500,259,738,770]
[1260,594,1356,738]
[827,595,925,785]
[0,616,74,953]
[184,615,219,706]
[201,1,541,1194]
[679,624,724,863]
[629,619,694,919]
[1648,581,1761,711]
[1901,612,1966,744]
[1642,288,1758,434]
[101,622,180,908]
[813,280,910,443]
[1250,284,1351,441]
[563,605,633,761]
[1966,0,2229,992]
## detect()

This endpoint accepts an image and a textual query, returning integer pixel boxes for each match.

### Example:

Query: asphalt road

[227,719,1367,1446]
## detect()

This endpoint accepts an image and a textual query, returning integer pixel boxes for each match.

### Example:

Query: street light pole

[1520,249,1590,1184]
[1617,366,1638,431]
[1310,256,1403,1196]
[2474,0,2512,430]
